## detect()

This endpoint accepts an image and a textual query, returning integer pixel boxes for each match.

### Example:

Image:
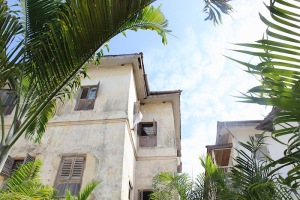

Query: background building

[1,53,182,200]
[206,119,291,177]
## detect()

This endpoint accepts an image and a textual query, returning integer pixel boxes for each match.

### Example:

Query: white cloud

[142,0,271,176]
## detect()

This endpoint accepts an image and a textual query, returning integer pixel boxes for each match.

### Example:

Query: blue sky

[8,0,270,176]
[107,0,270,175]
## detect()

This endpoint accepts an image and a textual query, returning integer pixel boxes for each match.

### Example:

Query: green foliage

[0,160,99,200]
[203,0,233,25]
[227,135,297,200]
[64,180,100,200]
[229,0,300,189]
[151,136,297,200]
[0,0,170,170]
[150,155,228,200]
[0,160,55,200]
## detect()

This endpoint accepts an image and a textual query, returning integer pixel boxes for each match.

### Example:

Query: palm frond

[77,180,100,200]
[151,172,192,200]
[0,160,55,199]
[229,135,296,200]
[229,0,300,188]
[203,0,233,25]
[0,0,23,87]
[0,0,170,169]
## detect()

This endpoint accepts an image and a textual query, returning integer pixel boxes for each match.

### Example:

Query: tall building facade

[0,53,182,200]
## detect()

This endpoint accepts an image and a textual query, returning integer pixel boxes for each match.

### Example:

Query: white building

[206,118,291,177]
[0,53,182,200]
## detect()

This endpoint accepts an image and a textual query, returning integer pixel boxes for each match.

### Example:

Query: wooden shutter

[137,123,142,136]
[177,162,182,173]
[80,88,89,99]
[23,154,35,164]
[0,156,14,177]
[76,85,98,111]
[153,119,157,135]
[138,190,143,200]
[56,157,85,196]
[139,136,147,147]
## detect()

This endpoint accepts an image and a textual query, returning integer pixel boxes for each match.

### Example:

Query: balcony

[206,143,232,167]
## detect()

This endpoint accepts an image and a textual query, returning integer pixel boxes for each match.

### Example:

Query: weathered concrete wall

[1,64,137,199]
[2,61,180,200]
[135,102,178,197]
[228,125,292,178]
[56,64,133,117]
[7,121,128,199]
[140,102,176,148]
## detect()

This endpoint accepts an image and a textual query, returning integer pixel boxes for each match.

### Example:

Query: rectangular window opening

[55,156,85,197]
[138,190,153,200]
[0,90,16,115]
[75,83,99,111]
[138,121,157,147]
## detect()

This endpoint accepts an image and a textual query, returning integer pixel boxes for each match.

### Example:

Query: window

[55,156,85,197]
[0,154,35,177]
[138,120,157,147]
[138,190,153,200]
[75,83,99,111]
[0,90,16,115]
[251,134,270,161]
[177,161,182,173]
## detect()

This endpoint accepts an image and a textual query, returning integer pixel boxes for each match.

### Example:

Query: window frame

[138,189,153,200]
[55,156,86,197]
[0,89,17,115]
[251,134,270,161]
[75,82,99,111]
[0,154,35,177]
[138,120,157,147]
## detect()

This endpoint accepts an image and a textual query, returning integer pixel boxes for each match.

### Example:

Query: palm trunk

[0,144,10,172]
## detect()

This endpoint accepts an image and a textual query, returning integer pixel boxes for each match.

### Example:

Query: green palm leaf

[229,0,300,188]
[0,160,55,200]
[203,0,233,25]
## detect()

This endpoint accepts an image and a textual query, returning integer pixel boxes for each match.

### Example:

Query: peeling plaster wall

[2,64,136,199]
[2,62,179,200]
[8,122,127,199]
[135,102,178,194]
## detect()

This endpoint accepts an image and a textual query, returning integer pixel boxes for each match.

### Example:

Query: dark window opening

[251,134,270,161]
[0,154,35,177]
[75,83,99,111]
[0,90,16,115]
[138,190,153,200]
[138,121,157,147]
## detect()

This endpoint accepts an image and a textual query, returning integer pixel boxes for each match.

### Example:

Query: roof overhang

[206,143,233,166]
[97,53,182,143]
[216,120,263,144]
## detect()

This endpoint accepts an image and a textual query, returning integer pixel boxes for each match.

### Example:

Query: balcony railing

[219,166,232,173]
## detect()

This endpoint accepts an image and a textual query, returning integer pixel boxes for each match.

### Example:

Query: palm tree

[150,155,228,200]
[228,0,300,189]
[150,136,297,200]
[0,0,170,171]
[226,135,298,200]
[0,160,99,200]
